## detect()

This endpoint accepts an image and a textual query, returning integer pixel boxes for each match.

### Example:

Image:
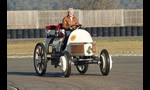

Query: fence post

[121,9,124,27]
[36,11,39,29]
[78,10,83,24]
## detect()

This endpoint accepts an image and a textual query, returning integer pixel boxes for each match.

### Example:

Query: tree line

[7,0,143,10]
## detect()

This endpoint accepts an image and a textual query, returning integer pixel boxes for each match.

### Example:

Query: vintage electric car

[33,24,112,77]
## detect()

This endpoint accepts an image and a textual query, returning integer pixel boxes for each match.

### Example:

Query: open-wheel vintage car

[33,24,113,77]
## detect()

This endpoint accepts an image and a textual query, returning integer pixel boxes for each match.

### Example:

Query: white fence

[7,9,143,29]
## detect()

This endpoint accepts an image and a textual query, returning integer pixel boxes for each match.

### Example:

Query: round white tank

[67,29,93,44]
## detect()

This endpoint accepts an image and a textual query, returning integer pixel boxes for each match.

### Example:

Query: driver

[61,8,79,50]
[62,8,79,30]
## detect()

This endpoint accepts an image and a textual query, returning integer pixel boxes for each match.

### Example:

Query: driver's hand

[69,27,72,30]
[69,27,73,30]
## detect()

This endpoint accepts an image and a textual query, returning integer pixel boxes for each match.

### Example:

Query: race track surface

[7,56,143,90]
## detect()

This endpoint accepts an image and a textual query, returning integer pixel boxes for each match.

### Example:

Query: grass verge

[7,38,143,57]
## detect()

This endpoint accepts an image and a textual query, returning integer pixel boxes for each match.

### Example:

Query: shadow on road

[74,74,102,76]
[7,72,64,77]
[7,72,37,76]
[7,72,102,77]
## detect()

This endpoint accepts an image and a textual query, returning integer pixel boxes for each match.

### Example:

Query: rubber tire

[99,49,110,76]
[34,43,47,76]
[76,64,88,74]
[61,51,71,77]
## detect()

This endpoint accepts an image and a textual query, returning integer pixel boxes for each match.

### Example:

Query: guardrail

[7,26,143,39]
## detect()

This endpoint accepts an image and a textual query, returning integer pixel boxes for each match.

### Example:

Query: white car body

[65,29,95,56]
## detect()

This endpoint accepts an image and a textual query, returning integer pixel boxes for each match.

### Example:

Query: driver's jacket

[62,16,79,29]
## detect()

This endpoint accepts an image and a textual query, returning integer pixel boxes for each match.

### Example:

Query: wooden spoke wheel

[34,43,47,76]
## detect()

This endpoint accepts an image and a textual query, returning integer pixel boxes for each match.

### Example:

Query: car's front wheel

[59,51,71,77]
[99,49,110,76]
[76,64,88,74]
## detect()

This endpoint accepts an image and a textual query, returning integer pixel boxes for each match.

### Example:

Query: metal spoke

[40,47,42,55]
[38,47,41,55]
[41,59,45,65]
[36,52,39,56]
[41,50,44,57]
[37,63,40,69]
[39,64,42,71]
[41,64,43,70]
[41,48,43,55]
[36,59,40,64]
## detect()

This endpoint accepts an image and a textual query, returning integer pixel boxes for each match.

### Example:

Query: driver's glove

[69,27,72,30]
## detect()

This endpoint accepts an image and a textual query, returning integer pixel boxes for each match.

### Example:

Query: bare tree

[108,0,121,9]
[80,0,120,10]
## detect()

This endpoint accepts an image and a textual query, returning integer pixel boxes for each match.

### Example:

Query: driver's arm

[62,17,69,29]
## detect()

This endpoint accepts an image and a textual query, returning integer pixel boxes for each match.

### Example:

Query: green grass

[7,38,143,56]
[93,38,143,56]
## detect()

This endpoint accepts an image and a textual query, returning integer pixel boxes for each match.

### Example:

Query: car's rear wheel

[34,43,47,76]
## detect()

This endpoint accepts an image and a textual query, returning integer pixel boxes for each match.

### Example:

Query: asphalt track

[7,56,143,90]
